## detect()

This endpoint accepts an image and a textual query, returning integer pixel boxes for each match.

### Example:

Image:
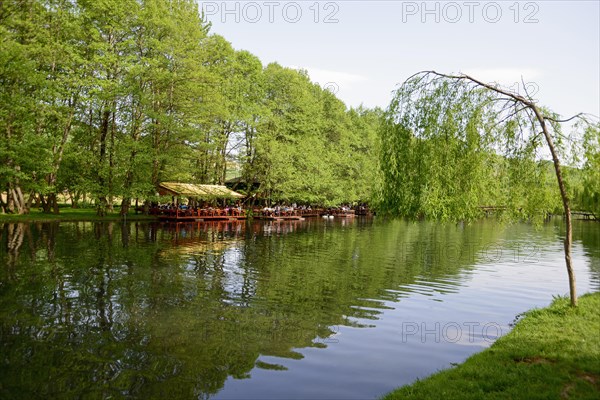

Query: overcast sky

[200,1,599,118]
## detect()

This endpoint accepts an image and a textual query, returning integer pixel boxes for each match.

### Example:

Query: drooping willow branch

[393,70,595,307]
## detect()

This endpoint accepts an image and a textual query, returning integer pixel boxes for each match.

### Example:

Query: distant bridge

[571,211,598,221]
[478,206,597,221]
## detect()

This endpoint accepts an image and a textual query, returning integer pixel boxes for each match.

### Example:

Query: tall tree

[379,71,596,307]
[118,0,212,214]
[0,1,54,214]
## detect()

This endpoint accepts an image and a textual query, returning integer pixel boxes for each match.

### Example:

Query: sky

[199,1,599,119]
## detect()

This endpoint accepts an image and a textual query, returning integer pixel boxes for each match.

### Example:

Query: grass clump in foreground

[384,293,600,400]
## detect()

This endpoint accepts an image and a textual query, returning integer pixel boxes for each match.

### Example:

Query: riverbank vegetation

[383,292,600,400]
[0,207,154,222]
[0,0,380,216]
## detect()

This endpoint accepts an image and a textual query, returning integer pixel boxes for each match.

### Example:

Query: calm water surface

[1,218,598,399]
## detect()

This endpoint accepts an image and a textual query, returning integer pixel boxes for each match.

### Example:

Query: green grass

[383,293,600,400]
[0,207,156,222]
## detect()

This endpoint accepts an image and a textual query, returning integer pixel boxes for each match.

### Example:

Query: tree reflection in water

[0,218,598,398]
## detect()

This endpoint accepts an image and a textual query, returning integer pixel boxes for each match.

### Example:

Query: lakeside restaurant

[156,182,246,221]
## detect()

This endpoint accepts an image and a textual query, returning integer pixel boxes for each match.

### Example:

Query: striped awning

[158,182,244,199]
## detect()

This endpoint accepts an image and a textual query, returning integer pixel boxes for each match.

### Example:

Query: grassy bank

[384,293,600,400]
[0,208,156,223]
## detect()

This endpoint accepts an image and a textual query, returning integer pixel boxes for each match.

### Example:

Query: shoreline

[382,292,600,399]
[0,209,156,223]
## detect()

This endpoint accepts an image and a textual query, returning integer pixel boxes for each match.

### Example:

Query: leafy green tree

[0,0,90,214]
[118,0,212,214]
[193,38,264,186]
[577,124,600,218]
[249,63,323,203]
[379,71,596,307]
[243,63,381,206]
[344,106,382,204]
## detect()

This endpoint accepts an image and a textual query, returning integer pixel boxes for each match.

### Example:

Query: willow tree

[380,71,596,307]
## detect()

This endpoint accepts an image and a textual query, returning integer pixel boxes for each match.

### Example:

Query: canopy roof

[158,182,244,199]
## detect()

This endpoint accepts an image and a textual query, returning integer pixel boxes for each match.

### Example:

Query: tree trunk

[0,191,6,214]
[9,185,27,214]
[121,95,143,216]
[69,190,80,208]
[151,114,161,191]
[39,193,59,214]
[97,197,108,217]
[51,193,59,214]
[39,193,49,213]
[219,122,232,184]
[44,103,76,215]
[108,109,116,212]
[97,108,110,216]
[4,122,28,214]
[532,106,576,307]
[6,186,14,213]
[120,197,131,216]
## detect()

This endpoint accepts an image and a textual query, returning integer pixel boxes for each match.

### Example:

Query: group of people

[260,204,312,217]
[154,202,244,217]
[152,201,367,218]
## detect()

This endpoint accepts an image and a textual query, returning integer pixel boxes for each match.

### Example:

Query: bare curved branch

[544,113,587,123]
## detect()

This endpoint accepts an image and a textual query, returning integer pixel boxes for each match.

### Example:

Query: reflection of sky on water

[216,222,599,399]
[221,247,257,304]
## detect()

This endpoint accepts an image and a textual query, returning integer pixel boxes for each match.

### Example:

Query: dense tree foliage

[378,72,598,223]
[378,74,569,222]
[379,70,598,307]
[0,0,380,215]
[244,64,381,205]
[572,125,600,219]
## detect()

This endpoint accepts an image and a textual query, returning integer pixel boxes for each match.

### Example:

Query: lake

[1,218,598,399]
